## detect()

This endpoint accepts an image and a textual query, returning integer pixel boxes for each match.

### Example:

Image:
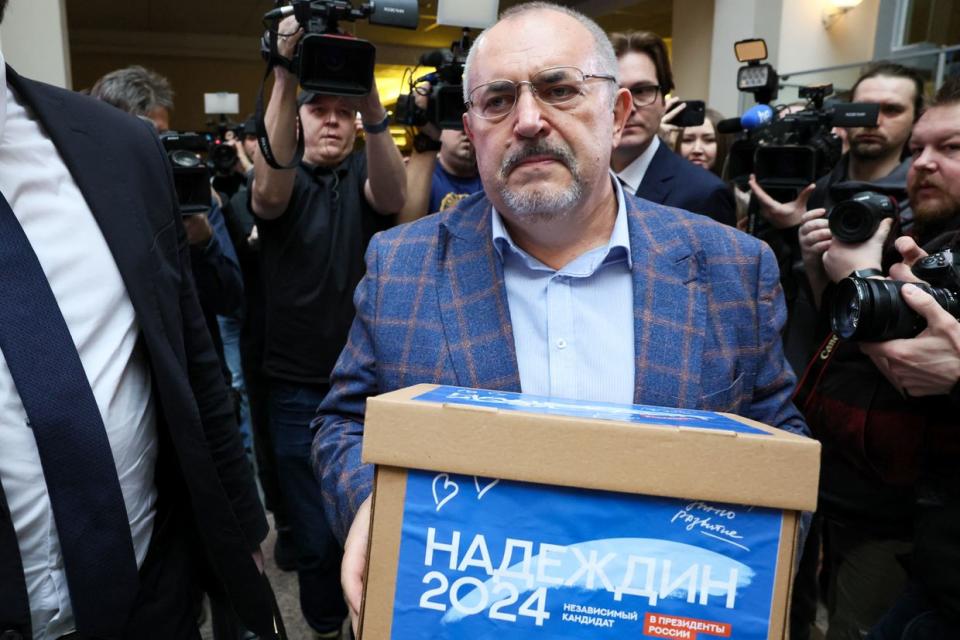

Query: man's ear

[611,87,633,147]
[463,112,475,143]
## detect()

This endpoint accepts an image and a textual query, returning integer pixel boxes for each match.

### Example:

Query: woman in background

[675,108,748,229]
[674,107,730,177]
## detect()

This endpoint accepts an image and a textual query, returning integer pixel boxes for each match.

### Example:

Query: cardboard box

[359,385,820,640]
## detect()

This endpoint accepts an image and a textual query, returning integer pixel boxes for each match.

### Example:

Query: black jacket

[635,142,737,227]
[0,67,273,638]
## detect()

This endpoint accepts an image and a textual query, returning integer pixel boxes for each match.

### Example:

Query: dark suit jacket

[636,142,737,227]
[0,67,273,638]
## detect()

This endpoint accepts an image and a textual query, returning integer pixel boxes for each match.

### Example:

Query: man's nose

[513,84,546,138]
[912,146,937,171]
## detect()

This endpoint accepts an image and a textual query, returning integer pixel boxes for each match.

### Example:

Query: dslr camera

[395,29,472,131]
[827,190,898,244]
[831,249,960,342]
[261,0,419,96]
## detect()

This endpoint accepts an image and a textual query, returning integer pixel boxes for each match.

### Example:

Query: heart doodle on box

[432,473,459,512]
[474,476,500,500]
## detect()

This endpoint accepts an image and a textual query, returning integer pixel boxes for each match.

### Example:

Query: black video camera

[261,0,419,96]
[395,28,472,131]
[828,190,898,244]
[206,120,252,176]
[831,249,960,342]
[725,84,880,204]
[160,132,212,215]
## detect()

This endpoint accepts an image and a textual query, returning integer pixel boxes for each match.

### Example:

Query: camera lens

[828,191,896,244]
[832,277,960,341]
[832,278,867,340]
[169,149,202,169]
[210,144,238,173]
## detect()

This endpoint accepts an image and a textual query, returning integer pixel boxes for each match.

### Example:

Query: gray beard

[495,140,584,220]
[499,181,583,221]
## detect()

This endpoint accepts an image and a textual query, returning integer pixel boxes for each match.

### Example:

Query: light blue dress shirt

[492,174,635,403]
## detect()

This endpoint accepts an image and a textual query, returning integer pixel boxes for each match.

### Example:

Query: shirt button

[556,339,567,349]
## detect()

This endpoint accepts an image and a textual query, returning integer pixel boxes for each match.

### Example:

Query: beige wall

[671,0,715,104]
[0,0,71,88]
[703,0,880,116]
[778,0,879,75]
[707,0,784,117]
[71,52,266,133]
[68,29,266,132]
[68,29,431,133]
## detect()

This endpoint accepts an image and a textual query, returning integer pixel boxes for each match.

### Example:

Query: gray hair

[462,1,619,103]
[90,65,175,117]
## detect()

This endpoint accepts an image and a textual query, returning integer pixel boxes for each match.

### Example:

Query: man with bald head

[311,2,807,629]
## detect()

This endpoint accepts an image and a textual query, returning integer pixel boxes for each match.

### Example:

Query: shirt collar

[616,134,660,194]
[492,170,632,271]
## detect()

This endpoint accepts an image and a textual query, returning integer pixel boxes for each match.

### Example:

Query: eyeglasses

[625,83,661,108]
[465,66,617,121]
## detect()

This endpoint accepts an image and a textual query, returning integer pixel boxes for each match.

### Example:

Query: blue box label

[390,469,784,639]
[413,386,769,435]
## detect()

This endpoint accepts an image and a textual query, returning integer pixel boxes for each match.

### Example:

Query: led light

[738,65,770,90]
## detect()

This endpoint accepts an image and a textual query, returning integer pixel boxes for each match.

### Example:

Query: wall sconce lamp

[823,0,864,29]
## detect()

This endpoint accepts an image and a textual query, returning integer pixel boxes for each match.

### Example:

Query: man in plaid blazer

[312,1,808,627]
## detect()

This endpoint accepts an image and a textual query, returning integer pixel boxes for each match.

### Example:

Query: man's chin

[616,131,653,155]
[499,185,581,220]
[850,141,888,159]
[913,199,959,226]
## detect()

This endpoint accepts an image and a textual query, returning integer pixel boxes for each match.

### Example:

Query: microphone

[716,104,774,134]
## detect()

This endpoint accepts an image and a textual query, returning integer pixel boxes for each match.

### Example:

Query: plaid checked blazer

[312,191,809,541]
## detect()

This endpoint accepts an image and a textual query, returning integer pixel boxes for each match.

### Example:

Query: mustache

[499,140,576,177]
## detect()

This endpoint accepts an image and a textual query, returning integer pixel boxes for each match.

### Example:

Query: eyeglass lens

[629,84,660,107]
[468,67,588,120]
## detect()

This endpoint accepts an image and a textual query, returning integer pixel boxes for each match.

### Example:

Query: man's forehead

[853,75,916,105]
[471,11,595,83]
[307,95,353,111]
[912,104,960,141]
[617,51,658,83]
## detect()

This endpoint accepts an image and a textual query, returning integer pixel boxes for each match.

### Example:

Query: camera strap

[255,28,306,171]
[792,331,841,414]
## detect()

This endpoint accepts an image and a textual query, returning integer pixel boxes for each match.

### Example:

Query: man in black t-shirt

[250,14,406,638]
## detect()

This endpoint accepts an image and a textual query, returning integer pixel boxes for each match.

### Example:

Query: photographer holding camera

[754,63,923,380]
[398,80,482,223]
[841,79,960,640]
[250,12,406,638]
[90,66,245,378]
[751,62,922,231]
[399,126,482,223]
[792,78,960,640]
